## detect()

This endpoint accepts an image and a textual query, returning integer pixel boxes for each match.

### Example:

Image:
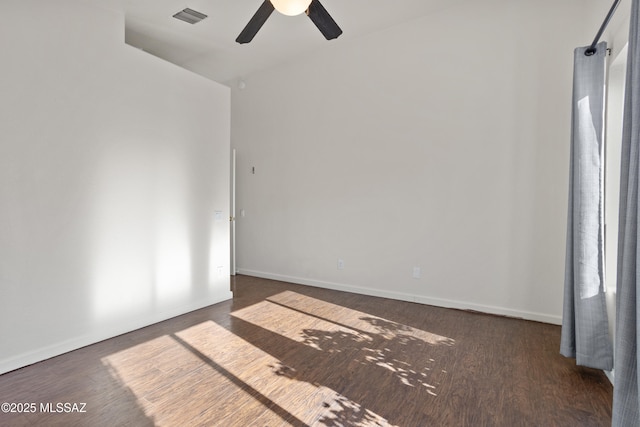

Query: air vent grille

[173,8,207,24]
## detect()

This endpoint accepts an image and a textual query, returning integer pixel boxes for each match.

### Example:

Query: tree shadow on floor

[252,314,456,425]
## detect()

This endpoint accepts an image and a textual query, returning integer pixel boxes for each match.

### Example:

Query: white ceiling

[90,0,466,84]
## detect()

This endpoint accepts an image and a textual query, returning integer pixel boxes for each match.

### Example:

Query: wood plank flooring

[0,275,612,426]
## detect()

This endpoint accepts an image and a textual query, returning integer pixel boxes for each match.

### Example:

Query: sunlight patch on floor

[101,334,256,425]
[175,320,396,426]
[232,299,372,350]
[232,291,452,394]
[266,291,455,346]
[102,321,395,426]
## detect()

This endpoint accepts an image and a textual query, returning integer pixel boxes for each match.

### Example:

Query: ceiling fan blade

[236,0,275,44]
[307,0,342,40]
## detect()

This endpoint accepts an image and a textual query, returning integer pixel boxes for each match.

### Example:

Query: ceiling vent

[173,8,208,24]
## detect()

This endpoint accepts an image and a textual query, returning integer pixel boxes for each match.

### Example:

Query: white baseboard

[237,269,562,325]
[0,291,233,375]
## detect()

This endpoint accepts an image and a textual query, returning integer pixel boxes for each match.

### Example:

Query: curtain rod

[585,0,622,56]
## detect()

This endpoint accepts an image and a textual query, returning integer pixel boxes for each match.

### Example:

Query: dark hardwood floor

[0,275,612,426]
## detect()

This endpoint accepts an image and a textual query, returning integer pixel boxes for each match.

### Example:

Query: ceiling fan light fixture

[172,8,207,24]
[270,0,312,16]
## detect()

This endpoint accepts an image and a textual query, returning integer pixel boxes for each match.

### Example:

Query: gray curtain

[613,0,640,424]
[560,41,613,370]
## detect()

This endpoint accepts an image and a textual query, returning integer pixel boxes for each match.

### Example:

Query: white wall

[232,0,596,324]
[0,0,231,374]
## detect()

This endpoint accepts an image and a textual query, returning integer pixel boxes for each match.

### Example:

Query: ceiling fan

[236,0,342,44]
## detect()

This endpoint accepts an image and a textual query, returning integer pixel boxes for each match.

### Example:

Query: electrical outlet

[412,267,421,279]
[337,259,345,270]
